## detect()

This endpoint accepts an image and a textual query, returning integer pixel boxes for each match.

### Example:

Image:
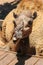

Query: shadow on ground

[15,54,31,65]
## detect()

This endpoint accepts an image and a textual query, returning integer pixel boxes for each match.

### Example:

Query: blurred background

[0,0,20,29]
[0,0,20,19]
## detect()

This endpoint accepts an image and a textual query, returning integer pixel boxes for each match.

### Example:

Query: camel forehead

[15,14,33,25]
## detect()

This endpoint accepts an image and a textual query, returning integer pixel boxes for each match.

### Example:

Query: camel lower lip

[13,40,17,43]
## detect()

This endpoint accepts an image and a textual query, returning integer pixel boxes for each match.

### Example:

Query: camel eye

[28,21,32,25]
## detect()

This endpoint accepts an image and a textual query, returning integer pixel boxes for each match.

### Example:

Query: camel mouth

[13,37,18,43]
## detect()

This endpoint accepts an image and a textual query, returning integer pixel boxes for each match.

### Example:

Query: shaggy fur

[2,0,43,56]
[2,10,37,55]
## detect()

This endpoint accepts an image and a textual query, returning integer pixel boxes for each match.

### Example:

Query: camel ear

[32,12,37,19]
[13,12,18,18]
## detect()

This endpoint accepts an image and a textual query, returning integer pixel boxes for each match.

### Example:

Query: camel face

[13,10,37,41]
